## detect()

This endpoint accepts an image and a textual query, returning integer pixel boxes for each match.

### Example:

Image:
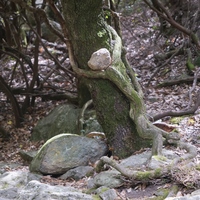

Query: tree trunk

[60,0,174,158]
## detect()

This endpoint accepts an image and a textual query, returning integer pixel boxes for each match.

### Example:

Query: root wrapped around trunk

[70,25,184,156]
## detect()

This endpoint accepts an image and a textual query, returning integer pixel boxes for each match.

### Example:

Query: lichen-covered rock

[18,180,93,200]
[31,104,80,141]
[90,171,123,188]
[31,104,103,142]
[0,169,93,200]
[30,133,108,175]
[19,150,37,163]
[0,170,42,200]
[88,48,111,70]
[98,187,118,200]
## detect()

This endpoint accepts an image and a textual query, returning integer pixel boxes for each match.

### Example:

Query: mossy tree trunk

[60,0,178,158]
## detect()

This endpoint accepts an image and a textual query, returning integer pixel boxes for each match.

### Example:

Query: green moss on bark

[88,79,151,158]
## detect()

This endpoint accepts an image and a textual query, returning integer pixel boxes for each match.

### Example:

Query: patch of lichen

[151,188,169,200]
[134,168,162,181]
[170,117,184,124]
[154,168,162,177]
[135,171,152,180]
[196,164,200,171]
[92,195,101,200]
[153,155,167,161]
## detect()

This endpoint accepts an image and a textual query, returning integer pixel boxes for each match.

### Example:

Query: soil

[0,1,200,199]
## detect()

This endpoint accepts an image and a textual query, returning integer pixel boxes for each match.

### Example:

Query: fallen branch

[100,156,169,180]
[151,89,200,121]
[99,138,197,184]
[157,75,200,87]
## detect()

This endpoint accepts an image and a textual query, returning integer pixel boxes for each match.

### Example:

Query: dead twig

[187,68,200,109]
[151,89,200,121]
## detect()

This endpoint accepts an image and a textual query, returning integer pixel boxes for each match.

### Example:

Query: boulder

[0,168,118,200]
[31,104,103,142]
[0,170,42,200]
[0,170,40,190]
[0,188,18,200]
[18,180,93,200]
[30,133,108,175]
[0,169,94,200]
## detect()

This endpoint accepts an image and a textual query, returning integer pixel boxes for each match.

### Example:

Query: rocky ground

[0,1,200,199]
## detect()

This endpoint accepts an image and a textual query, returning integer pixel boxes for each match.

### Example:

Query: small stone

[99,188,118,200]
[19,150,37,163]
[88,48,111,71]
[59,166,94,181]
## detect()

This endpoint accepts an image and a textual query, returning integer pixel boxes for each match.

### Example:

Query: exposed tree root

[67,25,197,157]
[99,145,198,188]
[77,99,93,135]
[100,156,169,180]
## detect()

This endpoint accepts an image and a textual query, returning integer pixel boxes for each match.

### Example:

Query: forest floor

[0,2,200,200]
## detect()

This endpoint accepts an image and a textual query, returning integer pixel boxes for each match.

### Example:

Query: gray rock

[30,133,108,175]
[148,150,179,170]
[41,20,62,42]
[18,180,93,200]
[95,186,118,200]
[0,170,42,200]
[120,150,151,169]
[99,188,118,200]
[88,48,112,70]
[0,188,18,200]
[31,104,103,142]
[0,170,29,190]
[0,162,22,175]
[0,170,42,190]
[192,190,200,196]
[91,171,123,188]
[31,104,80,141]
[165,196,200,200]
[120,149,179,170]
[60,166,94,181]
[0,169,94,200]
